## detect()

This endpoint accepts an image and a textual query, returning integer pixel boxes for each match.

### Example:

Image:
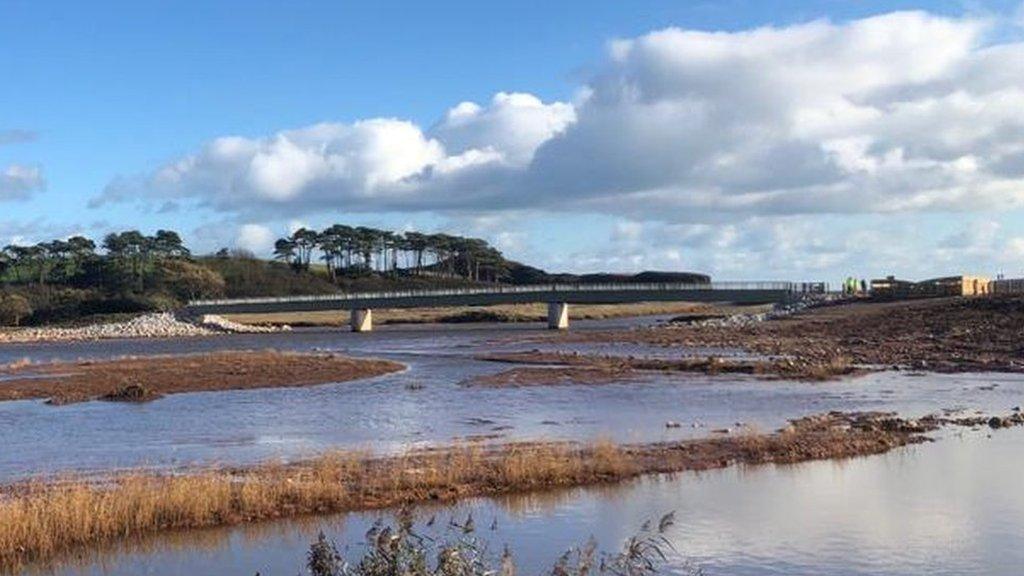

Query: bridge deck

[186,282,805,315]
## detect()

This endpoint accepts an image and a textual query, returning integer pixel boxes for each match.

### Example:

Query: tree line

[0,230,190,290]
[1,226,512,289]
[0,226,516,326]
[0,230,211,326]
[272,226,509,282]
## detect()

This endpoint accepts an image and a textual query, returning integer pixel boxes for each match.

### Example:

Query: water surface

[0,319,1020,481]
[28,428,1024,576]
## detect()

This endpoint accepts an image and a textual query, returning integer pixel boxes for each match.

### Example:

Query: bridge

[186,281,819,332]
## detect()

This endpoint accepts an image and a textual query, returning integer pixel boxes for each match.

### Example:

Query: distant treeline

[270,226,509,282]
[0,227,512,326]
[0,230,224,325]
[0,226,709,327]
[1,231,192,291]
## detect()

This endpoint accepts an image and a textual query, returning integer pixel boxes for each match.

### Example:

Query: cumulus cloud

[93,96,574,213]
[432,92,576,165]
[97,10,1024,226]
[0,164,45,201]
[530,11,1024,218]
[96,119,449,209]
[563,215,1011,280]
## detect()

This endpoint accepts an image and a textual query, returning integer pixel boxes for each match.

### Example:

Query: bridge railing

[188,281,807,307]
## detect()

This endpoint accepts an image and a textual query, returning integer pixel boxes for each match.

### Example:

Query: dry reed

[0,410,936,572]
[0,442,635,571]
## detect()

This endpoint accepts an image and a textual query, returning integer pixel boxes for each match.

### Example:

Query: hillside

[1,227,710,326]
[504,262,710,285]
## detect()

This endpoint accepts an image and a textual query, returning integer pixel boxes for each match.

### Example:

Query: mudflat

[470,350,863,386]
[0,351,404,405]
[558,295,1024,375]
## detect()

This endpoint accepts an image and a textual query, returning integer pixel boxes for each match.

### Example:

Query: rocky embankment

[0,312,285,344]
[682,292,846,328]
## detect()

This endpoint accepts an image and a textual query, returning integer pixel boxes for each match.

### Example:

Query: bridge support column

[350,309,373,332]
[547,302,569,330]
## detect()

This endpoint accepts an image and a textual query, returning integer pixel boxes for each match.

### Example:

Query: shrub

[307,532,344,576]
[0,293,31,326]
[151,259,226,302]
[75,293,160,316]
[200,255,337,298]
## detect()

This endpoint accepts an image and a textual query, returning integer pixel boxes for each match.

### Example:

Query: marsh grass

[302,509,700,576]
[0,412,929,572]
[0,442,637,571]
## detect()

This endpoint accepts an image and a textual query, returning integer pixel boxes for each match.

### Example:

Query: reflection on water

[5,317,1024,574]
[28,429,1024,576]
[1,319,1023,481]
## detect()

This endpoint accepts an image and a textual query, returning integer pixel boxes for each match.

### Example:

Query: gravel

[0,312,286,344]
[684,293,845,328]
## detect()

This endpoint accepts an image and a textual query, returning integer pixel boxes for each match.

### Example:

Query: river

[24,429,1024,576]
[3,317,1022,574]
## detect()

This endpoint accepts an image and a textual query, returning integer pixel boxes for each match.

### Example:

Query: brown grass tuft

[0,442,633,571]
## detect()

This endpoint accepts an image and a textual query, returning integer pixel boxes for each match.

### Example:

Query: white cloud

[432,92,575,165]
[235,223,276,254]
[492,230,528,253]
[0,218,101,247]
[0,164,45,201]
[1005,236,1024,259]
[557,212,1024,281]
[287,219,310,234]
[527,11,1024,219]
[96,10,1024,227]
[611,220,643,242]
[132,119,446,208]
[441,213,531,254]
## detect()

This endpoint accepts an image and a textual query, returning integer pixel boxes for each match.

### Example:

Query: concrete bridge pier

[350,309,373,332]
[547,302,569,330]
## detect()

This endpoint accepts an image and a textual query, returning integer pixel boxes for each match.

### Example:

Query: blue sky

[3,0,1024,281]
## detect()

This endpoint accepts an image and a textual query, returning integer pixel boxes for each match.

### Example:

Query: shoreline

[3,409,1017,571]
[220,302,767,328]
[4,297,1024,569]
[0,302,757,344]
[470,350,864,386]
[0,351,405,405]
[550,295,1024,378]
